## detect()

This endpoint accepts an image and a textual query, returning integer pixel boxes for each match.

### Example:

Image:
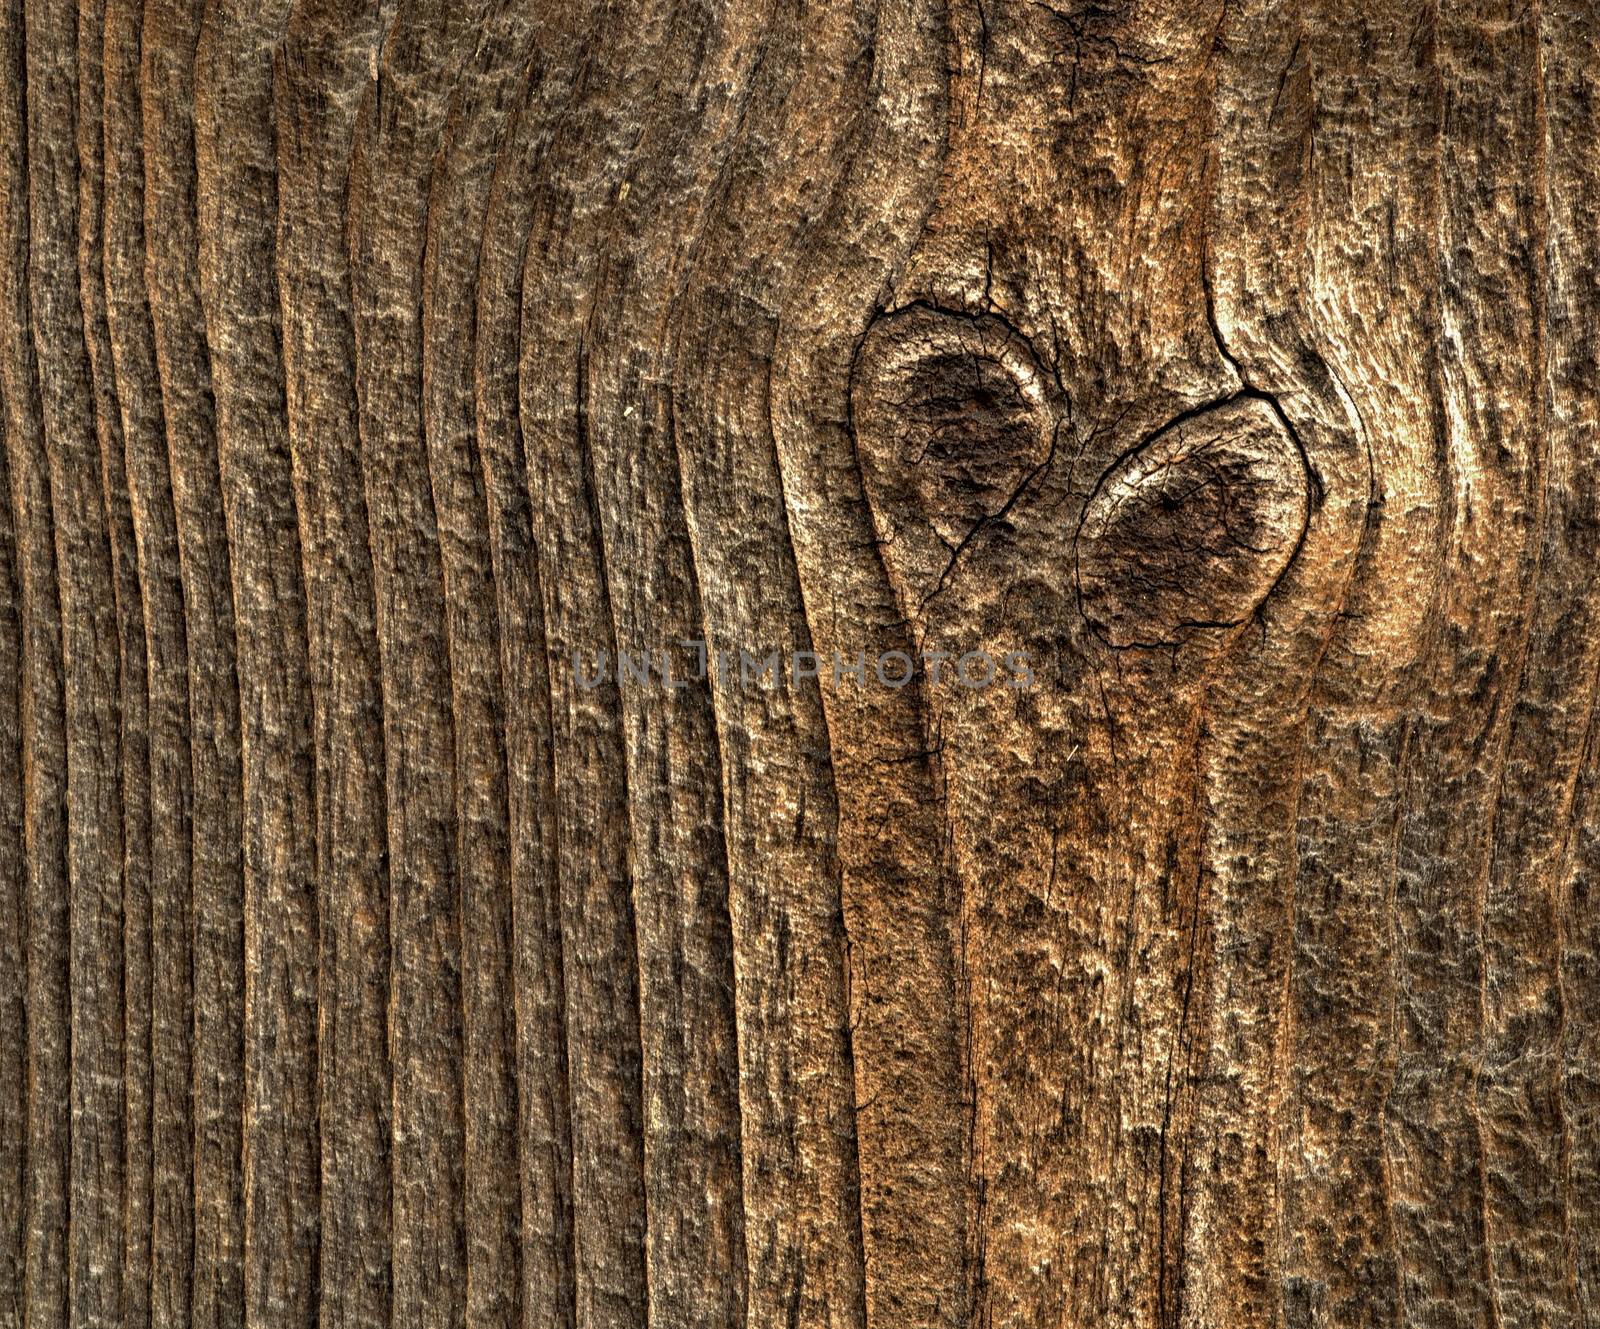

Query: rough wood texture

[2,2,1599,1327]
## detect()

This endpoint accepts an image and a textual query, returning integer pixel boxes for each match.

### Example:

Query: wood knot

[851,304,1060,610]
[1073,396,1308,649]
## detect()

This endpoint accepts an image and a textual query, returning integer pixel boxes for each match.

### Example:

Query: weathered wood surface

[2,0,1599,1326]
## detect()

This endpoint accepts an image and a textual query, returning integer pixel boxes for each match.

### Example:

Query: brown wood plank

[2,4,1599,1326]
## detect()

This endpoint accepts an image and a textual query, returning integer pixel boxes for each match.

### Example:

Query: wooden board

[1,0,1597,1325]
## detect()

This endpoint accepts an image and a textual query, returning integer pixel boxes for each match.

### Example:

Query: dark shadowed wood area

[2,0,1598,1326]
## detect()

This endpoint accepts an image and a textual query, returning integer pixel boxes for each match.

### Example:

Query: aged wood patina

[1,0,1597,1326]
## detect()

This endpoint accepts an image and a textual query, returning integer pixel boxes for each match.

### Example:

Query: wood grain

[1,2,1598,1327]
